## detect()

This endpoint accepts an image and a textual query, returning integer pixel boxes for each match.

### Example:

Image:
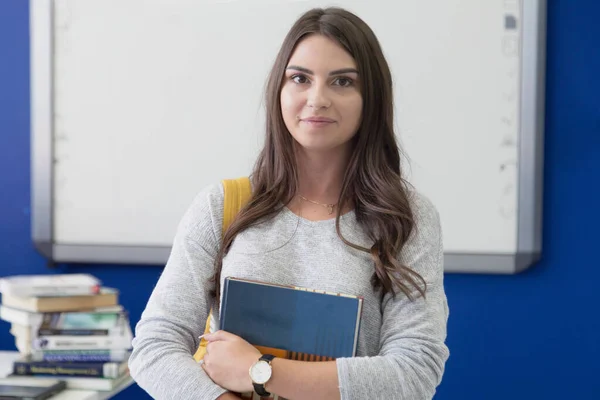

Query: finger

[204,330,236,342]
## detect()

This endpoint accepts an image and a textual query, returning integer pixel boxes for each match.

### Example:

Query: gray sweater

[129,183,449,399]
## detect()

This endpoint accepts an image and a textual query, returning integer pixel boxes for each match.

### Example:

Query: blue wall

[1,1,599,399]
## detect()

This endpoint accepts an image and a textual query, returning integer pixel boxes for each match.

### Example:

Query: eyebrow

[286,65,359,76]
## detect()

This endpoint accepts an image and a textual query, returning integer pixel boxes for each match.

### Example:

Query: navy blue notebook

[219,277,363,360]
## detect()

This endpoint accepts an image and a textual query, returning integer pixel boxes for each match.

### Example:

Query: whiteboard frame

[30,0,546,273]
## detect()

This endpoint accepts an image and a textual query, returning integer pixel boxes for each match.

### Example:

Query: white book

[10,323,34,354]
[1,287,119,313]
[10,323,133,359]
[14,333,32,355]
[0,305,123,327]
[52,389,97,400]
[10,323,34,340]
[60,371,131,391]
[4,306,131,354]
[29,349,130,363]
[32,333,132,351]
[32,323,133,351]
[0,305,44,327]
[0,274,101,297]
[3,372,131,391]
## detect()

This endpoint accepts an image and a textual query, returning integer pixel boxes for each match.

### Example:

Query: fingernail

[198,334,205,339]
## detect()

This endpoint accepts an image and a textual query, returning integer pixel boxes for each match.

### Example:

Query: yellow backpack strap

[221,177,253,237]
[193,177,252,362]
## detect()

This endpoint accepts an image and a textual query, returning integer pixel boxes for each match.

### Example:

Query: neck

[295,146,350,204]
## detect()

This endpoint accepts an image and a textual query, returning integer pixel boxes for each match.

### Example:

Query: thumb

[202,330,236,342]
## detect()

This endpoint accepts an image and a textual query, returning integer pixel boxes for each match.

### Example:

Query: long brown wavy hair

[210,7,426,302]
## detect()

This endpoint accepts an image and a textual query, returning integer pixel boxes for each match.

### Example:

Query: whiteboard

[30,0,546,273]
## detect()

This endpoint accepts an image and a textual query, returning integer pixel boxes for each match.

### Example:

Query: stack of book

[0,273,132,391]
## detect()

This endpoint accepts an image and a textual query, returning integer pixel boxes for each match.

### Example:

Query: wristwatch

[249,354,275,397]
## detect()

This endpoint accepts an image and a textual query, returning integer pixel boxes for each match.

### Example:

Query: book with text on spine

[12,357,128,379]
[29,349,130,363]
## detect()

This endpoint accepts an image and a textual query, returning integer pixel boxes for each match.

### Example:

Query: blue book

[12,357,128,379]
[219,277,363,360]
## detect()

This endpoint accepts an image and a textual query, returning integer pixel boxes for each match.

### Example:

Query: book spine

[218,277,231,331]
[352,299,363,357]
[11,285,99,297]
[33,334,131,350]
[38,328,110,336]
[12,360,122,378]
[32,350,129,362]
[58,372,131,391]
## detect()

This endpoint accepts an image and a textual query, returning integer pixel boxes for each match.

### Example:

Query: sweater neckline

[280,205,356,227]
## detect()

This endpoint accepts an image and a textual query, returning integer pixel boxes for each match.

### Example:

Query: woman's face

[280,34,363,154]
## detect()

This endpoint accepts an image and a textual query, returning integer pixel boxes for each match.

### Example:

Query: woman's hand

[202,330,262,393]
[216,393,242,400]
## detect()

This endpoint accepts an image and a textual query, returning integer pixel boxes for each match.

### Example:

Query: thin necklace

[298,195,337,215]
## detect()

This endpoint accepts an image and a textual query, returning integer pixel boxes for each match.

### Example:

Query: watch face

[250,360,272,385]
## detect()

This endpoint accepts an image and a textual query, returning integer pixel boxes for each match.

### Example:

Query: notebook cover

[219,277,363,360]
[0,378,66,400]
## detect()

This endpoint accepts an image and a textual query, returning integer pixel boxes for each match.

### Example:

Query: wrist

[263,357,279,394]
[249,354,276,397]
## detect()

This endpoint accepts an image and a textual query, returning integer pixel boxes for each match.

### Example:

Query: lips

[301,117,335,123]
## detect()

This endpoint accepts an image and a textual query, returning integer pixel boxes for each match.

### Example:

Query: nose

[306,84,331,110]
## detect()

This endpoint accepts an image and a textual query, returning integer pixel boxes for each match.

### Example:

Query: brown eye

[333,77,353,87]
[291,74,309,84]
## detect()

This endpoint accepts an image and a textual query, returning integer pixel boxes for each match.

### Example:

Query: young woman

[129,7,449,400]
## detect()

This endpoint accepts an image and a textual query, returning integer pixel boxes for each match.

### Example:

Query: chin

[290,128,355,152]
[294,138,348,153]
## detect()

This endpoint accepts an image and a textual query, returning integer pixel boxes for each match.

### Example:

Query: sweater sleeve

[336,193,450,400]
[128,184,229,400]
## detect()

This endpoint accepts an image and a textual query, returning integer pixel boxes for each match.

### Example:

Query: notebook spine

[219,278,231,330]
